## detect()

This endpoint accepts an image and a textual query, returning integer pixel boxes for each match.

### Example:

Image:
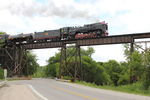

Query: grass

[7,76,32,81]
[75,81,150,96]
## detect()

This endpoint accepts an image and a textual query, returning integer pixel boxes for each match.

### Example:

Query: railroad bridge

[1,32,150,78]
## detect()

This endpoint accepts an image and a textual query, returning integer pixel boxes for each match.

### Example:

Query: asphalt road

[3,78,150,100]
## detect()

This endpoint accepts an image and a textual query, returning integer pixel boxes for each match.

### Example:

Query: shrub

[0,68,4,79]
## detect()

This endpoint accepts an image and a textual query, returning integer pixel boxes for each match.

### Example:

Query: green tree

[142,49,150,90]
[0,32,6,35]
[0,68,4,79]
[46,53,60,77]
[45,63,59,77]
[0,32,6,46]
[0,32,6,77]
[46,47,95,77]
[46,47,110,85]
[33,66,47,78]
[82,56,111,85]
[128,51,143,83]
[123,44,141,60]
[103,60,122,86]
[94,64,111,85]
[118,62,130,85]
[23,51,39,76]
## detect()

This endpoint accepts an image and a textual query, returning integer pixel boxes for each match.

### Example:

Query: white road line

[28,84,48,100]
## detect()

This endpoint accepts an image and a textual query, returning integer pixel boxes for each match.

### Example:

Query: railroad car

[8,33,33,43]
[33,30,60,42]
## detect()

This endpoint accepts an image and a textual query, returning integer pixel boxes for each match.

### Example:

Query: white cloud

[91,44,125,62]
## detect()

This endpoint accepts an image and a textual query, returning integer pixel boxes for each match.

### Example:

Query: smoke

[4,0,99,21]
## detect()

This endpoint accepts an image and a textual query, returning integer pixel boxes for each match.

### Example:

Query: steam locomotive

[0,21,108,44]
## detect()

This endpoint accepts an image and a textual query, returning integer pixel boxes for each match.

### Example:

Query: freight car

[8,33,33,43]
[34,30,60,42]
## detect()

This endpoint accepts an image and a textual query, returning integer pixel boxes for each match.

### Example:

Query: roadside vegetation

[0,68,4,79]
[76,81,150,96]
[0,32,5,79]
[0,32,6,47]
[22,51,39,76]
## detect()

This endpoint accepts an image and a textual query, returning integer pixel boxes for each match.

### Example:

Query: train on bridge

[0,21,108,44]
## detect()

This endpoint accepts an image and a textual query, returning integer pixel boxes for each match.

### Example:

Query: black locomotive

[0,21,108,44]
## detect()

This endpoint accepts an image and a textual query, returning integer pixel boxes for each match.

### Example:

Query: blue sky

[1,0,150,65]
[36,0,48,3]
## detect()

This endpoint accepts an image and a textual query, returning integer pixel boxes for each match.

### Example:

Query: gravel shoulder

[0,84,40,100]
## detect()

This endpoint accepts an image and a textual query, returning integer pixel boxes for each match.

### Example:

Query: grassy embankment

[75,81,150,96]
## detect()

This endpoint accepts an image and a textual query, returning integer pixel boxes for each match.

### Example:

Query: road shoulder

[0,84,41,100]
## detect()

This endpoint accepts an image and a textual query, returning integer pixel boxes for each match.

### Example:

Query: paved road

[1,78,150,100]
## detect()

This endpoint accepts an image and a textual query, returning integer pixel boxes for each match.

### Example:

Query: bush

[45,63,59,77]
[32,67,46,78]
[118,73,130,85]
[0,68,4,79]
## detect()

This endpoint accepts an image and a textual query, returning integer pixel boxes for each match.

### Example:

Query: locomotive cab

[60,27,70,40]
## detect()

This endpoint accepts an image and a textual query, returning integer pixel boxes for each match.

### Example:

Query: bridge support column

[0,45,26,76]
[59,42,82,81]
[130,42,134,54]
[130,39,134,84]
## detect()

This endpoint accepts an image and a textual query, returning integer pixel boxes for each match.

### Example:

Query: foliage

[0,32,6,35]
[82,56,111,85]
[76,81,150,96]
[45,47,110,85]
[46,53,60,77]
[0,68,4,79]
[0,32,6,46]
[32,67,46,78]
[123,44,141,60]
[45,63,59,77]
[45,47,95,77]
[118,62,130,85]
[142,49,150,90]
[103,60,122,86]
[0,32,6,79]
[128,51,144,83]
[81,47,95,57]
[23,51,39,76]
